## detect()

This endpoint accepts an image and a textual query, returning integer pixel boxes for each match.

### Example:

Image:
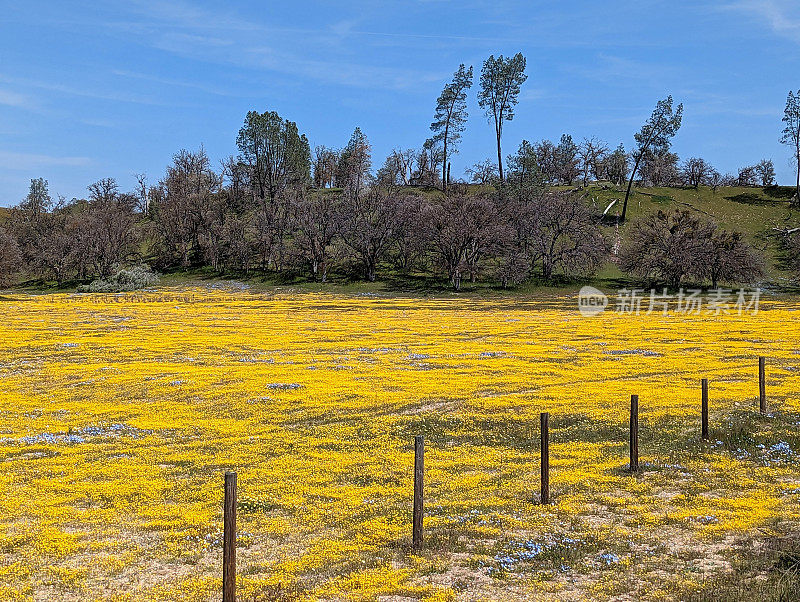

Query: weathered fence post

[412,436,424,551]
[223,471,237,602]
[701,378,709,441]
[540,412,550,505]
[629,395,639,472]
[759,356,766,414]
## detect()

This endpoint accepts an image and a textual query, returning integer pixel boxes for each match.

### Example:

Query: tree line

[1,52,799,290]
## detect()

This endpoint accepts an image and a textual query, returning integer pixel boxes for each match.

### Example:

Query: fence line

[217,357,772,599]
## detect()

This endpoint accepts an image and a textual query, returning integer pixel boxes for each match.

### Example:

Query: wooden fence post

[223,471,237,602]
[629,395,639,472]
[759,356,766,414]
[701,378,709,441]
[412,436,424,551]
[540,412,550,505]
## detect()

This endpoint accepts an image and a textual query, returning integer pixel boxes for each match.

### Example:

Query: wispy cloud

[0,89,30,108]
[0,74,189,107]
[0,151,92,170]
[103,1,453,90]
[724,0,800,42]
[110,69,236,97]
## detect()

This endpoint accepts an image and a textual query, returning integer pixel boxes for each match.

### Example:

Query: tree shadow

[724,187,794,207]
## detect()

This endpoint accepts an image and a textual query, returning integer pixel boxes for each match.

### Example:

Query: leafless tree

[337,188,398,281]
[423,191,496,290]
[290,190,339,282]
[737,165,759,187]
[680,157,713,188]
[376,149,416,188]
[387,194,429,273]
[412,140,443,187]
[620,209,763,288]
[578,137,609,187]
[755,159,776,187]
[0,226,21,286]
[620,209,713,287]
[337,128,372,198]
[465,159,499,185]
[527,192,607,279]
[84,178,139,277]
[313,145,338,189]
[704,228,764,288]
[133,173,150,214]
[781,90,800,203]
[640,151,680,187]
[151,148,219,267]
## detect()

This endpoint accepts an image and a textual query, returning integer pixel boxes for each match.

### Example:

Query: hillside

[6,184,800,295]
[578,184,799,285]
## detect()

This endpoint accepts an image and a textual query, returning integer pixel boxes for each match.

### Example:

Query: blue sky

[1,0,799,205]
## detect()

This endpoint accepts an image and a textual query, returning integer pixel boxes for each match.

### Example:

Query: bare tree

[704,228,764,288]
[290,190,339,282]
[312,146,338,189]
[578,137,609,187]
[338,188,398,281]
[411,140,443,187]
[465,159,498,185]
[527,192,607,279]
[423,191,496,290]
[376,149,415,188]
[0,226,21,286]
[708,169,724,192]
[84,178,139,277]
[388,194,429,273]
[151,148,219,267]
[133,173,151,215]
[755,159,776,187]
[680,157,713,189]
[738,165,758,187]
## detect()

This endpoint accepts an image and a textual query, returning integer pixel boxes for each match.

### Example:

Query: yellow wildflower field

[0,289,799,601]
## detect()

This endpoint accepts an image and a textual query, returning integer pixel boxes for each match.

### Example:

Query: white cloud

[725,0,800,42]
[0,89,30,108]
[0,151,92,170]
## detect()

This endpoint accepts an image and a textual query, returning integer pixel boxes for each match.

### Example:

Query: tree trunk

[796,148,800,206]
[452,270,461,291]
[496,130,504,182]
[442,126,448,192]
[621,154,643,223]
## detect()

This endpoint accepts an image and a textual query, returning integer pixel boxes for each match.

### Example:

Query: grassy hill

[576,184,799,286]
